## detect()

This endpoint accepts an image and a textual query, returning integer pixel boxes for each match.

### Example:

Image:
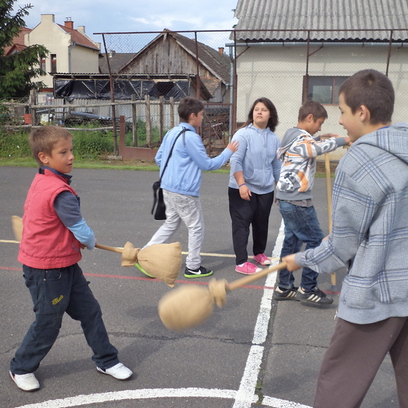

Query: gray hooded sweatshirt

[295,123,408,324]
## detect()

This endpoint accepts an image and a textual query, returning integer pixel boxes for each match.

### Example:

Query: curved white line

[14,388,311,408]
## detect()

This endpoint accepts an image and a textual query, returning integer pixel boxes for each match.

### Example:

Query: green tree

[0,1,48,97]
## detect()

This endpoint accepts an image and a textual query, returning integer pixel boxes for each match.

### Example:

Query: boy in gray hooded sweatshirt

[284,69,408,408]
[274,100,350,305]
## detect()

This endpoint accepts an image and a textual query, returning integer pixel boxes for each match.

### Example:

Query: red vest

[18,169,82,269]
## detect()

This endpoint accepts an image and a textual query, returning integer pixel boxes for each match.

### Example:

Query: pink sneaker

[253,253,271,266]
[235,262,262,275]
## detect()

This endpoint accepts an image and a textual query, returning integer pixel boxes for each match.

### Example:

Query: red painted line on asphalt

[1,267,341,295]
[84,272,280,290]
[83,273,341,294]
[0,266,20,271]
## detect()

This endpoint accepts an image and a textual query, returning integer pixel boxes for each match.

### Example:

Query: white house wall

[24,14,99,89]
[70,46,99,73]
[235,42,408,159]
[26,16,70,88]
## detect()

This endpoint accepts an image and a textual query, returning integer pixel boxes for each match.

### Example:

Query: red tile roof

[4,27,31,55]
[58,24,99,50]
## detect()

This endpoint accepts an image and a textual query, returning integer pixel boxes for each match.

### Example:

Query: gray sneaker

[97,362,133,380]
[9,371,40,392]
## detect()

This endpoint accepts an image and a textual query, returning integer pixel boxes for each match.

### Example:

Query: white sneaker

[9,371,40,391]
[97,362,132,380]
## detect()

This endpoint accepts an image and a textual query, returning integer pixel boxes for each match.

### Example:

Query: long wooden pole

[325,153,336,288]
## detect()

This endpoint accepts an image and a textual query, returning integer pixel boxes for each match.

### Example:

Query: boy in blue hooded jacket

[143,97,238,278]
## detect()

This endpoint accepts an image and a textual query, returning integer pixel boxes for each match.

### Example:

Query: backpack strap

[159,127,187,180]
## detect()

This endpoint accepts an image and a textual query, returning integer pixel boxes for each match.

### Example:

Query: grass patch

[0,128,334,175]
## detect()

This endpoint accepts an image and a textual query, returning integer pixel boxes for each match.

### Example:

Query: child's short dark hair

[244,97,279,131]
[178,97,205,122]
[29,126,73,166]
[298,100,328,122]
[339,69,394,124]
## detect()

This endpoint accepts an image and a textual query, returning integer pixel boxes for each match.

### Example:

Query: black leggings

[228,187,274,265]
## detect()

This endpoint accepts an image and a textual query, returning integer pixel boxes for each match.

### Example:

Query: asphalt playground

[0,166,399,408]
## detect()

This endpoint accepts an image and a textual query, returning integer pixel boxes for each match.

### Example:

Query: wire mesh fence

[2,28,408,161]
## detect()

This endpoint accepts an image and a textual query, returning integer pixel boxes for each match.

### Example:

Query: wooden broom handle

[13,215,125,255]
[325,153,333,231]
[95,243,124,254]
[325,153,337,286]
[227,262,287,291]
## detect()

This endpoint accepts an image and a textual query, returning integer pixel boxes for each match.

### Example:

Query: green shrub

[0,129,31,158]
[124,119,166,146]
[72,130,114,159]
[0,127,115,159]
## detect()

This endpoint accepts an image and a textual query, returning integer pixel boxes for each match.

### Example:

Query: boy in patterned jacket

[274,101,350,305]
[9,126,132,392]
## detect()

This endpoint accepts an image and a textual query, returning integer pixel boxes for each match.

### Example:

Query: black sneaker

[273,286,298,301]
[297,286,333,305]
[184,266,214,278]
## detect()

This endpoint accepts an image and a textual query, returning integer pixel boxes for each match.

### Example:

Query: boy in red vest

[10,126,132,392]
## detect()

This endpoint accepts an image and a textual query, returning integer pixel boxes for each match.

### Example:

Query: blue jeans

[10,263,119,375]
[278,200,324,291]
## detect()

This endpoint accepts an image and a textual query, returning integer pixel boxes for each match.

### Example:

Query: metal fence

[2,28,408,160]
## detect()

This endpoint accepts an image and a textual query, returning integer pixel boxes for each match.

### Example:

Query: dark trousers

[314,317,408,408]
[228,187,274,265]
[10,263,119,374]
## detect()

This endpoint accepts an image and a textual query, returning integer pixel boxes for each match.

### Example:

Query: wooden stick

[325,153,333,232]
[227,262,287,291]
[95,243,124,254]
[324,154,336,287]
[12,215,125,255]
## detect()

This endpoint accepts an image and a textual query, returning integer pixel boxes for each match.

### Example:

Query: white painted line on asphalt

[14,388,238,408]
[262,396,312,408]
[15,387,311,408]
[232,219,285,408]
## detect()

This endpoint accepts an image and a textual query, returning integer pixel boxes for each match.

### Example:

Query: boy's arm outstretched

[291,134,350,158]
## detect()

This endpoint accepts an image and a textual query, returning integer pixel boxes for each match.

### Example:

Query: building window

[40,57,46,72]
[51,54,57,74]
[305,76,348,104]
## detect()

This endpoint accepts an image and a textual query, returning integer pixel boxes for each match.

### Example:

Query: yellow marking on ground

[181,251,279,261]
[1,240,280,261]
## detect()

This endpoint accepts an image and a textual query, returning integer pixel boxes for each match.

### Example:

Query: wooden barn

[119,29,231,104]
[54,29,231,104]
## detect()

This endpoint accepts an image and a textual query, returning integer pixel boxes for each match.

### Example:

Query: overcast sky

[14,0,239,52]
